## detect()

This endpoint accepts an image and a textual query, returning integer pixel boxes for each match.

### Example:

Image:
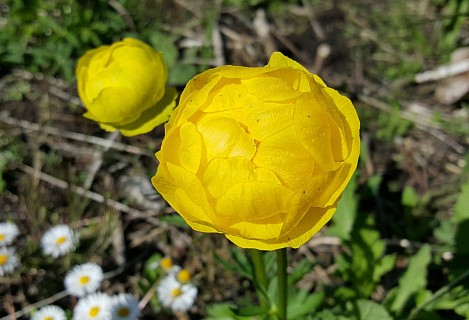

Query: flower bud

[76,38,177,136]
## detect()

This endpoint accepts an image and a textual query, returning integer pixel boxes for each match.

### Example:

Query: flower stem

[277,248,288,320]
[250,249,269,308]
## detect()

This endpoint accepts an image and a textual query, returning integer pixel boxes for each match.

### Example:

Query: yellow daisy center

[171,288,183,297]
[44,317,53,320]
[0,254,8,265]
[0,234,5,241]
[89,306,99,317]
[118,307,130,317]
[56,236,66,244]
[161,257,173,269]
[79,276,90,284]
[177,269,191,283]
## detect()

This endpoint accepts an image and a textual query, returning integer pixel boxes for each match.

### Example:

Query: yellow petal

[174,76,224,127]
[226,204,336,250]
[174,189,214,227]
[222,214,284,241]
[213,65,277,79]
[100,87,177,136]
[203,157,281,199]
[203,157,255,199]
[84,87,138,123]
[202,81,247,113]
[253,126,315,189]
[196,116,256,162]
[178,122,202,174]
[243,96,295,141]
[322,87,360,160]
[215,181,294,220]
[293,94,340,173]
[264,68,312,93]
[165,162,211,215]
[266,52,310,74]
[241,76,304,101]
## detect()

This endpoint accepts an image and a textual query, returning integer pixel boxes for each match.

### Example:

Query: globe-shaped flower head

[76,38,177,136]
[152,52,360,250]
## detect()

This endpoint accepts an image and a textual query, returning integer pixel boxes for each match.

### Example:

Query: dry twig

[0,112,153,157]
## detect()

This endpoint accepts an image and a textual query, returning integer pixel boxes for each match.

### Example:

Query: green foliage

[384,244,432,316]
[376,104,413,141]
[1,0,127,79]
[335,214,396,299]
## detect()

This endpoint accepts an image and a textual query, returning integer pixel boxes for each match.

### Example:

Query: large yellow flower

[152,52,360,250]
[76,38,177,136]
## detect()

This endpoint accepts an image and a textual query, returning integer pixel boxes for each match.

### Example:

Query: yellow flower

[152,52,360,250]
[76,38,177,136]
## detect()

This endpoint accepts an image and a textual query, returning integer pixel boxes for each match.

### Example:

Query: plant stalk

[250,249,269,308]
[277,248,288,320]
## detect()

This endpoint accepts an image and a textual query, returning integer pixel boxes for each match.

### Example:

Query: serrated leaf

[386,244,432,314]
[355,300,392,320]
[373,254,396,282]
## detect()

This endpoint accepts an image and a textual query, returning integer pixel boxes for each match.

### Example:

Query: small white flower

[74,292,112,320]
[31,305,66,320]
[64,263,103,297]
[157,276,197,312]
[0,222,19,246]
[0,246,20,276]
[110,293,140,320]
[41,224,79,258]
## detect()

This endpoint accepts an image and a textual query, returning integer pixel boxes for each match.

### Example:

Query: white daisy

[64,263,103,297]
[31,305,66,320]
[74,292,112,320]
[41,224,79,258]
[110,293,140,320]
[157,276,197,312]
[0,222,19,246]
[0,246,20,276]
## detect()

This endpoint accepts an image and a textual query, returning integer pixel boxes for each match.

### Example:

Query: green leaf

[234,306,269,317]
[434,218,456,246]
[453,178,469,223]
[288,259,317,285]
[287,291,325,318]
[147,31,178,69]
[385,244,432,315]
[158,214,190,228]
[355,300,392,320]
[373,253,396,282]
[168,63,198,86]
[326,173,358,241]
[402,185,418,208]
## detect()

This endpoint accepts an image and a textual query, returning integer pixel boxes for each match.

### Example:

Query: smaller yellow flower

[76,38,177,136]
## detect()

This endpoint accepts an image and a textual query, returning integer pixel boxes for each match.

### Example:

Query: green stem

[408,269,469,320]
[250,249,269,308]
[277,248,288,320]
